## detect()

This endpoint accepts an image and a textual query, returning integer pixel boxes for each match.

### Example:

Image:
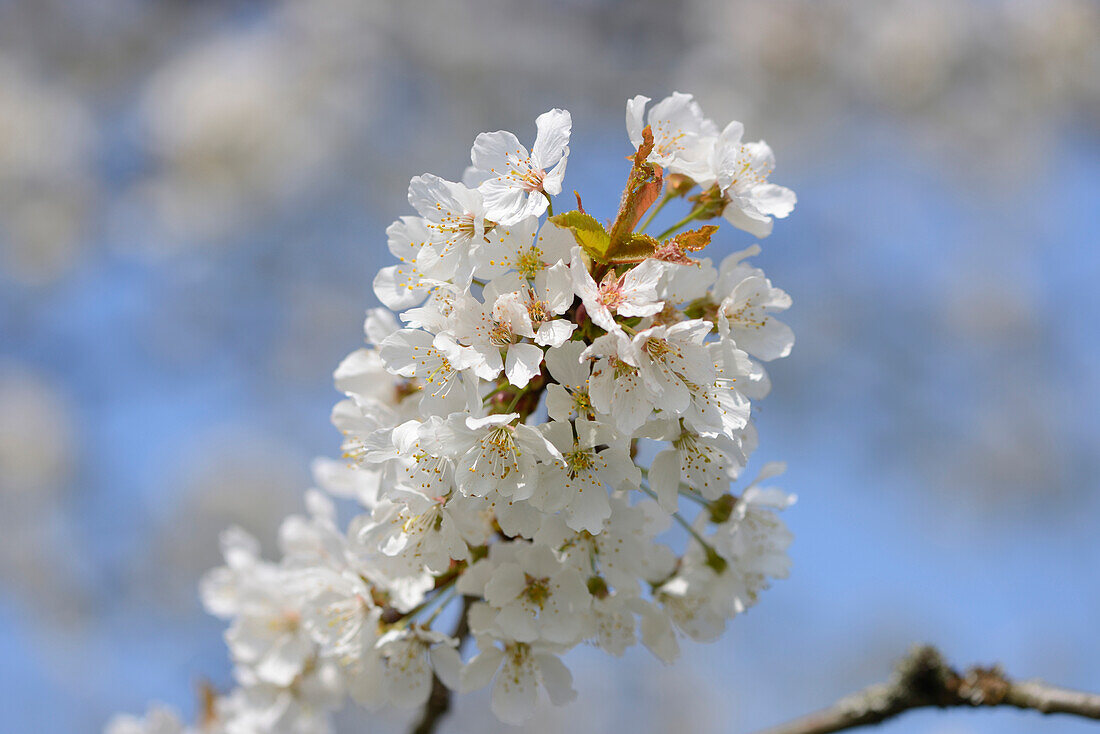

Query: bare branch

[753,645,1100,734]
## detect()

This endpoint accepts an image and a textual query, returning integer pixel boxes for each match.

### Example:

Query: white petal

[386,643,433,709]
[531,108,572,170]
[648,448,682,513]
[505,343,544,387]
[723,201,774,238]
[637,601,680,663]
[373,265,429,310]
[737,318,794,362]
[495,602,539,642]
[460,646,504,692]
[535,653,577,706]
[535,319,576,347]
[625,95,650,148]
[471,130,527,175]
[484,563,526,607]
[480,179,536,225]
[543,340,588,387]
[752,183,796,218]
[430,645,463,690]
[256,633,312,687]
[564,481,611,534]
[491,653,538,724]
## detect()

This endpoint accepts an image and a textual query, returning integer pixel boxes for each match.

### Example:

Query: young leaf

[607,126,663,252]
[607,233,660,264]
[653,225,719,264]
[670,225,718,253]
[548,210,611,261]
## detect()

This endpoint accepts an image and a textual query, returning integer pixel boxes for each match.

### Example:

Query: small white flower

[408,174,492,287]
[378,329,480,412]
[646,417,751,509]
[693,339,754,435]
[534,496,669,594]
[372,216,436,310]
[710,463,795,596]
[293,567,380,659]
[471,108,571,225]
[629,320,715,417]
[584,330,652,435]
[200,533,315,688]
[715,249,794,361]
[654,564,729,643]
[450,413,562,500]
[359,492,467,575]
[221,662,343,733]
[534,419,640,533]
[543,341,595,423]
[711,124,796,238]
[626,92,718,182]
[570,248,665,334]
[460,640,577,725]
[451,276,547,387]
[468,542,591,644]
[374,626,459,709]
[474,216,575,281]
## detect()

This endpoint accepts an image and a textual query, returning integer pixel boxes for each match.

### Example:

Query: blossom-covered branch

[107,92,799,734]
[753,645,1100,734]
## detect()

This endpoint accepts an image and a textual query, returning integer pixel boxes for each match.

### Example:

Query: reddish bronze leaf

[653,225,720,265]
[607,126,664,258]
[670,224,719,252]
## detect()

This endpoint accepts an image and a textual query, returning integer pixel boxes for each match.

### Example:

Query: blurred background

[1,1,1098,732]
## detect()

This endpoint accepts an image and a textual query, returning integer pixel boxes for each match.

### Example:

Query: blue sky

[1,102,1098,734]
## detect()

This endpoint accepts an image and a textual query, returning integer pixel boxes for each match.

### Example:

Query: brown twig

[408,596,475,734]
[753,645,1100,734]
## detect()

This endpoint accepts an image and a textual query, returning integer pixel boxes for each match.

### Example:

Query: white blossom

[460,639,577,725]
[711,124,796,238]
[472,109,572,225]
[570,247,665,334]
[461,542,591,644]
[626,92,718,182]
[473,216,575,281]
[449,413,562,500]
[111,94,799,731]
[408,174,492,288]
[533,420,641,533]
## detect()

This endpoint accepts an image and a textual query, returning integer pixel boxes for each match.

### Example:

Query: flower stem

[397,575,459,625]
[504,389,524,414]
[656,206,706,241]
[424,587,456,626]
[670,510,707,546]
[679,487,709,506]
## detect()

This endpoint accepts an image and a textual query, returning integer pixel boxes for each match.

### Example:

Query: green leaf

[548,211,611,261]
[607,233,660,264]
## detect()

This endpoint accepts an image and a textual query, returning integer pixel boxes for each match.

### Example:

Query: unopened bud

[666,173,696,198]
[586,576,610,599]
[708,494,738,524]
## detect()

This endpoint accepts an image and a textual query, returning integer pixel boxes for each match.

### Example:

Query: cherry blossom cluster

[107,92,797,733]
